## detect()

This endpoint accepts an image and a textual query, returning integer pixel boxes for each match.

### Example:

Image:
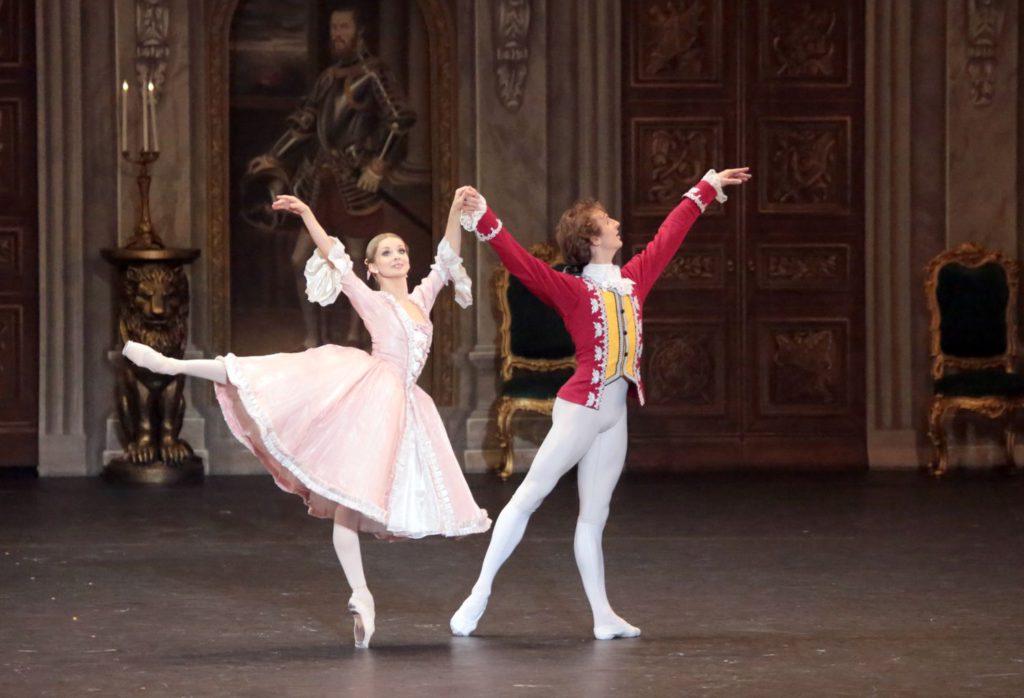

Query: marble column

[37,0,88,475]
[865,0,917,466]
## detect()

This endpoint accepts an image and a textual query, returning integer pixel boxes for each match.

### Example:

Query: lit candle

[120,80,129,153]
[147,81,159,153]
[141,80,149,152]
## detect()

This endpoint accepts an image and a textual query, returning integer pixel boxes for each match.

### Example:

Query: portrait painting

[227,0,437,356]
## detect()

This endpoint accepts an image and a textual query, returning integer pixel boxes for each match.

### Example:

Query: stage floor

[2,470,1023,696]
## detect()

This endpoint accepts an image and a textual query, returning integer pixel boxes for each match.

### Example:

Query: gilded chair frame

[924,242,1024,475]
[493,243,575,479]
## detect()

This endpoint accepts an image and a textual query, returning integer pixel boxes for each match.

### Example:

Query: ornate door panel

[0,0,38,467]
[623,0,865,468]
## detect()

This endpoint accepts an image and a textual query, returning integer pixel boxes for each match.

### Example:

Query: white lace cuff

[458,193,488,233]
[432,239,473,308]
[701,169,728,203]
[304,237,353,306]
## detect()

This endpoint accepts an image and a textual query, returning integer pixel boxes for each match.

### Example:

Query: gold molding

[927,395,1024,475]
[204,0,459,404]
[924,241,1020,380]
[495,397,554,480]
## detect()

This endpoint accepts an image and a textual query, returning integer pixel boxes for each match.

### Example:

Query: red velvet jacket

[474,179,718,409]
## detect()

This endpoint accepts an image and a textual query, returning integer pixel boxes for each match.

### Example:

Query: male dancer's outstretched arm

[623,167,751,300]
[460,189,580,316]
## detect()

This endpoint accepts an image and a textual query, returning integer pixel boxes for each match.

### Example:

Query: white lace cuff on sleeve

[458,193,488,233]
[701,169,728,203]
[304,236,353,306]
[433,239,473,308]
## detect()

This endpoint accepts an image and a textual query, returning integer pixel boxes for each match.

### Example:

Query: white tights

[455,379,636,637]
[121,341,228,384]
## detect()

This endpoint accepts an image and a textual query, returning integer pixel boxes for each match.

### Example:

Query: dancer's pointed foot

[593,614,641,640]
[348,590,375,649]
[450,592,488,636]
[122,340,175,374]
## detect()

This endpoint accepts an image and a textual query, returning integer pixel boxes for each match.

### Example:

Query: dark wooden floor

[2,469,1023,697]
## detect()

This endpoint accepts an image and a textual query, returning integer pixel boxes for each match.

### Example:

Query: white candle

[121,81,129,153]
[147,82,159,153]
[141,80,149,152]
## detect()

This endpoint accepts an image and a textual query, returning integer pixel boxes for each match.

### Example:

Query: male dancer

[452,167,751,639]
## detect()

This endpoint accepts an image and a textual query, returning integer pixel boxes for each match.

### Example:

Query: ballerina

[450,168,751,640]
[122,188,491,649]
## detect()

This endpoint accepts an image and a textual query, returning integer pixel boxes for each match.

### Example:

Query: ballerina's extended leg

[122,341,228,384]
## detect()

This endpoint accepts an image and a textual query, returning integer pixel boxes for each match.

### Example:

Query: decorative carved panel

[494,0,531,111]
[966,0,1007,106]
[759,117,850,214]
[631,118,723,215]
[0,227,19,275]
[759,0,848,85]
[757,243,849,290]
[136,0,171,96]
[633,0,720,85]
[0,100,18,196]
[758,320,848,415]
[643,322,725,413]
[0,305,21,402]
[632,242,726,290]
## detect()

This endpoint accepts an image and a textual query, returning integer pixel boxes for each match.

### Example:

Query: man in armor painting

[241,4,417,346]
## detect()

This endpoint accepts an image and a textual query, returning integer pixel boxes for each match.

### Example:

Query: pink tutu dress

[213,237,491,539]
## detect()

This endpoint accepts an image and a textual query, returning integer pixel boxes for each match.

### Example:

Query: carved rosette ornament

[768,1,839,78]
[771,329,836,405]
[136,0,170,97]
[645,332,715,405]
[966,0,1006,107]
[494,0,530,111]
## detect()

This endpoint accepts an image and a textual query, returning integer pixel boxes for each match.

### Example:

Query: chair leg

[1004,426,1017,469]
[928,398,951,476]
[495,399,516,481]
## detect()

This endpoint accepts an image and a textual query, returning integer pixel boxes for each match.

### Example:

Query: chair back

[925,242,1019,379]
[494,243,576,381]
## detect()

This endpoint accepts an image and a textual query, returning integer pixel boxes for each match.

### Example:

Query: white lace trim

[303,237,354,306]
[432,239,473,308]
[477,217,502,242]
[220,353,389,524]
[379,292,431,387]
[683,188,708,213]
[701,168,728,203]
[459,192,488,233]
[582,278,609,410]
[582,264,636,295]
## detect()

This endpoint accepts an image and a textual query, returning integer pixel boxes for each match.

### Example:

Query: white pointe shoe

[450,592,488,637]
[348,592,375,649]
[593,615,641,640]
[122,340,172,374]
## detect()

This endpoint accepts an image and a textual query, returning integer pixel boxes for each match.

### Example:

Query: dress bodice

[304,236,471,389]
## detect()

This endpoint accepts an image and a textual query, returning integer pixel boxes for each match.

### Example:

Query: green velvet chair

[925,242,1024,475]
[493,243,575,479]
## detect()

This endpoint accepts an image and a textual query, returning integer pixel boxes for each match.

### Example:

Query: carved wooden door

[0,0,38,468]
[623,0,865,468]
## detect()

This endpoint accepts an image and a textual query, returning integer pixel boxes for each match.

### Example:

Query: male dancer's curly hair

[554,198,605,267]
